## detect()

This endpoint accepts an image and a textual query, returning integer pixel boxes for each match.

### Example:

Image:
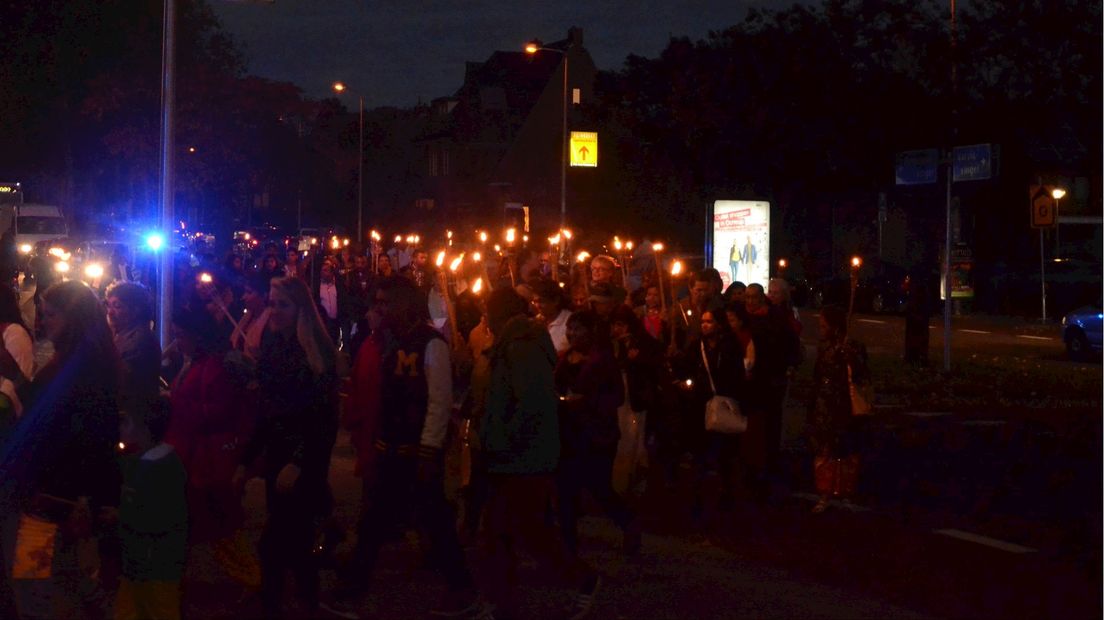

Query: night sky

[210,0,784,109]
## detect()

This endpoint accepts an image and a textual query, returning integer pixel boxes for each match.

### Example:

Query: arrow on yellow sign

[570,131,597,167]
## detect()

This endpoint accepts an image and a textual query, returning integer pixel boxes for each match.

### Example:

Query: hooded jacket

[479,316,560,475]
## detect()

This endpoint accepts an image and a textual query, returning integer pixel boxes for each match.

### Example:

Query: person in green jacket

[478,288,602,620]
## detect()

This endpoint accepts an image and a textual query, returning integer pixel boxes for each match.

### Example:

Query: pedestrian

[334,276,483,616]
[555,310,638,555]
[742,282,795,503]
[314,258,350,349]
[681,307,745,514]
[165,306,261,598]
[0,284,33,423]
[534,279,572,353]
[229,274,271,362]
[233,276,339,618]
[0,280,121,620]
[808,305,870,513]
[106,281,161,409]
[479,288,602,620]
[114,396,187,620]
[609,306,663,502]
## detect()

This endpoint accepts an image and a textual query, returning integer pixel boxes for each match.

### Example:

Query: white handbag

[701,341,747,434]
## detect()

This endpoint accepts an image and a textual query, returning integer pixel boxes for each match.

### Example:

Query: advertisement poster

[712,200,770,290]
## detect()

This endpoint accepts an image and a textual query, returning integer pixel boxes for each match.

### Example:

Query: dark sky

[210,0,784,109]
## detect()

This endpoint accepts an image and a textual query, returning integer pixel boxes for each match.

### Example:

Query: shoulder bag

[701,340,747,433]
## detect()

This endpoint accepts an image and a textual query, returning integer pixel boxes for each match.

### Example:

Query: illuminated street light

[333,81,365,244]
[1052,187,1067,263]
[524,38,569,230]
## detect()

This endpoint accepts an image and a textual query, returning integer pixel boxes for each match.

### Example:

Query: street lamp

[1051,187,1066,262]
[849,255,862,319]
[333,81,365,245]
[524,39,569,232]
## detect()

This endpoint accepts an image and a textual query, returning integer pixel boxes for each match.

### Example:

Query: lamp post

[524,40,569,233]
[1051,187,1066,263]
[333,81,364,244]
[158,0,176,349]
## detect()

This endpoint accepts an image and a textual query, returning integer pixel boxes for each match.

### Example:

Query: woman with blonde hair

[233,276,339,617]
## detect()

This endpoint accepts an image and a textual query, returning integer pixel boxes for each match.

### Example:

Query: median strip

[934,528,1037,553]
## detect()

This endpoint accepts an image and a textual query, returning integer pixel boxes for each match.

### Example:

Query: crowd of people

[0,236,870,620]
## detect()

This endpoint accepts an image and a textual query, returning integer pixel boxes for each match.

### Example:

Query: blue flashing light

[145,233,165,251]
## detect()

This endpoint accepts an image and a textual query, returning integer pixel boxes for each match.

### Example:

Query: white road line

[928,325,937,329]
[958,329,991,334]
[1016,335,1053,341]
[857,318,887,324]
[934,529,1037,553]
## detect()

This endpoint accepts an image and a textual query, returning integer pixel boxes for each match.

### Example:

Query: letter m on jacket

[395,350,419,377]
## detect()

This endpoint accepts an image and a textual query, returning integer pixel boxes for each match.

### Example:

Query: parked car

[1061,302,1103,361]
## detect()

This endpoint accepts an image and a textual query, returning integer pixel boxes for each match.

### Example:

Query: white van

[0,203,69,254]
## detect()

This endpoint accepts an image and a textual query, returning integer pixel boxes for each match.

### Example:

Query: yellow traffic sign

[1030,184,1056,228]
[570,131,597,167]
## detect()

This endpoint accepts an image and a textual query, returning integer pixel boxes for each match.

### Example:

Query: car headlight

[54,261,70,274]
[84,263,104,279]
[18,244,32,254]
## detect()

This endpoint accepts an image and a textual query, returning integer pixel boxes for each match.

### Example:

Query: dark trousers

[259,475,327,618]
[557,448,632,553]
[348,453,472,592]
[483,473,591,616]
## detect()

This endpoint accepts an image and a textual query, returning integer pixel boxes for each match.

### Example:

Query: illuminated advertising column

[712,200,770,290]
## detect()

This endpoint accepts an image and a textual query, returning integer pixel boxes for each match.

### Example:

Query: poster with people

[712,200,770,291]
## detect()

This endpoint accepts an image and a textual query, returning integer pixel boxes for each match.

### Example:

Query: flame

[562,229,573,240]
[435,251,446,267]
[671,260,683,276]
[505,228,516,244]
[613,236,622,251]
[479,231,488,243]
[371,230,381,241]
[447,230,453,239]
[576,251,591,263]
[652,242,664,252]
[549,234,561,245]
[626,241,634,251]
[449,254,464,272]
[778,258,788,268]
[494,244,502,253]
[472,251,482,262]
[472,278,483,294]
[851,256,862,268]
[394,235,403,243]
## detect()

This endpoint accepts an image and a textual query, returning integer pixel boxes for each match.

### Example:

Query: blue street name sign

[952,144,992,182]
[895,149,939,185]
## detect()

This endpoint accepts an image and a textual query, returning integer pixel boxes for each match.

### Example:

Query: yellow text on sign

[570,131,597,167]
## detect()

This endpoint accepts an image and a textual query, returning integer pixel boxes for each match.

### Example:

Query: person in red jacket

[165,306,260,594]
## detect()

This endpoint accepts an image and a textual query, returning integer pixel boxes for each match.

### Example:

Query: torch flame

[447,230,453,239]
[435,251,446,267]
[626,241,634,251]
[671,260,683,276]
[652,242,664,252]
[449,254,464,272]
[472,251,482,262]
[479,231,488,243]
[576,251,591,263]
[371,230,381,241]
[472,278,483,294]
[562,229,573,240]
[549,234,561,245]
[505,228,516,244]
[613,236,623,251]
[394,235,403,243]
[494,244,502,253]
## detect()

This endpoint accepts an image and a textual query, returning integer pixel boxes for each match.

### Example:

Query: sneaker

[428,589,483,617]
[567,574,602,620]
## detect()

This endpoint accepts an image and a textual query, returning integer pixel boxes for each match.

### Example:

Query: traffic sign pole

[1039,228,1047,322]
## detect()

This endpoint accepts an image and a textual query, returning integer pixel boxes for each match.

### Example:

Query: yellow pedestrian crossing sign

[570,131,597,167]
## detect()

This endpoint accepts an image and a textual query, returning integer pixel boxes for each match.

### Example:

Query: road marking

[959,329,991,334]
[934,529,1037,554]
[959,420,1007,427]
[929,325,937,329]
[1016,335,1052,341]
[904,411,952,418]
[857,318,887,324]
